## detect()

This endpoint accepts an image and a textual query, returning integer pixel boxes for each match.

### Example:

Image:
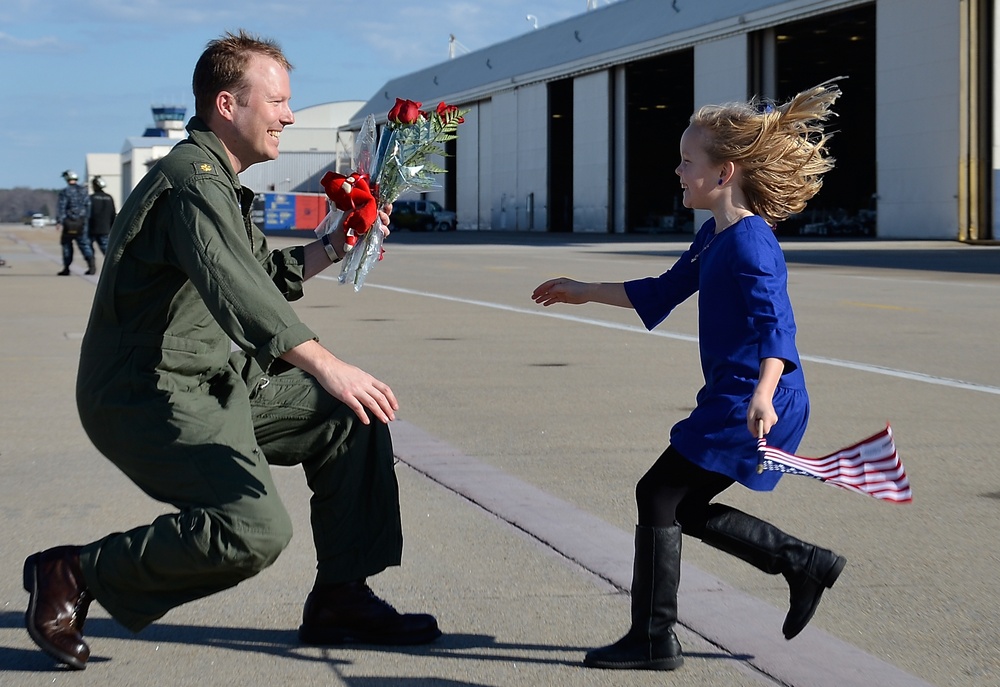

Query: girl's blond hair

[690,79,841,226]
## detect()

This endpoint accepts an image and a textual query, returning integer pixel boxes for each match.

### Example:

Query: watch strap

[321,233,341,263]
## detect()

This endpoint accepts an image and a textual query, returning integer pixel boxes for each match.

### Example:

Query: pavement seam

[391,419,935,687]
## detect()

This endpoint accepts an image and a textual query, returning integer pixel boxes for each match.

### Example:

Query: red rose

[388,98,422,125]
[436,101,464,124]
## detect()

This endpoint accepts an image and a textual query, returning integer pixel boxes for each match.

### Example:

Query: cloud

[0,31,61,52]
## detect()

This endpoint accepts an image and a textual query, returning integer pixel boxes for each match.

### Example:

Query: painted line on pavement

[336,281,1000,397]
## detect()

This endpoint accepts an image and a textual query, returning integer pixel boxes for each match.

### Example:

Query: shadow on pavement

[1,612,750,673]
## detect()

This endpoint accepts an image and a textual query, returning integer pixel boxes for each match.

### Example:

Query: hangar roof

[347,0,795,128]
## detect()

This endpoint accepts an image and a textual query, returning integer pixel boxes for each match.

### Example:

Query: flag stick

[756,418,765,473]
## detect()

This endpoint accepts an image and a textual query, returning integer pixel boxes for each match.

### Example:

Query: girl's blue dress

[624,215,809,491]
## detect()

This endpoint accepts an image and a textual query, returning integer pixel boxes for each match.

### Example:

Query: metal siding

[995,4,1000,240]
[479,101,493,231]
[456,103,480,231]
[491,92,519,230]
[238,152,342,195]
[517,82,548,232]
[573,70,611,233]
[876,0,959,238]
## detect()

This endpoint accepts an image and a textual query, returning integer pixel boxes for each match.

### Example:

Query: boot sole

[22,554,87,671]
[824,555,847,588]
[584,655,684,671]
[298,624,442,646]
[783,554,848,640]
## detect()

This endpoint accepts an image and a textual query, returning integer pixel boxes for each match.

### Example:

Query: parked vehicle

[392,199,456,232]
[30,213,49,227]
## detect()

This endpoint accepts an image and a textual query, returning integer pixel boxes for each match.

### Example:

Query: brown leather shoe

[299,580,440,646]
[23,546,92,670]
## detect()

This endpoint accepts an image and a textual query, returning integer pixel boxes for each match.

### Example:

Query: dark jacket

[88,190,117,237]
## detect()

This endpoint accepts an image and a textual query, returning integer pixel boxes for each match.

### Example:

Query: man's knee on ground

[184,507,293,579]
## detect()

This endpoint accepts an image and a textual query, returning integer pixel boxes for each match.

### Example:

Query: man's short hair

[192,29,293,121]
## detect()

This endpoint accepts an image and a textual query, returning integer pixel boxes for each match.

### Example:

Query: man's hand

[317,357,398,424]
[378,203,392,236]
[280,340,398,424]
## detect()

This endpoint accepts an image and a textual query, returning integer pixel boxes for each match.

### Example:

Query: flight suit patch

[192,162,217,175]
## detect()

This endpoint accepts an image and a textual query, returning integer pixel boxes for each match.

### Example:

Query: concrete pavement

[3,223,997,686]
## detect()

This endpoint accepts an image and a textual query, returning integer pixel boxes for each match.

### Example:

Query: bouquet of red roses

[316,98,466,290]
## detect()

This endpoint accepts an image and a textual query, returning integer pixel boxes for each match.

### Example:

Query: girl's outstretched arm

[532,278,633,308]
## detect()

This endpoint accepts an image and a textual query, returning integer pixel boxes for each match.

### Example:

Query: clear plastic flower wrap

[315,99,466,291]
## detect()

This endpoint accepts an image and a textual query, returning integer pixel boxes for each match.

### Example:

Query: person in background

[23,29,439,672]
[55,170,94,275]
[88,176,116,257]
[532,81,845,672]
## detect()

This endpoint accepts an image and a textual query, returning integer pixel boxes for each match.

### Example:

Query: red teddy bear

[320,171,378,247]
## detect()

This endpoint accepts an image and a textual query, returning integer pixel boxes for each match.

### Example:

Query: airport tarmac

[2,224,998,686]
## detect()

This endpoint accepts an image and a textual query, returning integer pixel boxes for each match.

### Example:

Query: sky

[1,0,607,190]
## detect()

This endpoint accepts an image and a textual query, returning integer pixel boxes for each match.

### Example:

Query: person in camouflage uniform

[55,170,95,275]
[22,30,439,671]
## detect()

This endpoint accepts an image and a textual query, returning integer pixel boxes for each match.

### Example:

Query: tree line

[0,188,60,223]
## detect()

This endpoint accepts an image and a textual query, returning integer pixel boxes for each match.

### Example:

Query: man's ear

[216,91,237,122]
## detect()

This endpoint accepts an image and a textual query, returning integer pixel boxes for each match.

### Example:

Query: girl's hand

[747,395,778,437]
[749,357,784,437]
[531,278,590,306]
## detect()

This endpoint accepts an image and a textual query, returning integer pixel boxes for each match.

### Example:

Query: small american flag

[757,425,912,503]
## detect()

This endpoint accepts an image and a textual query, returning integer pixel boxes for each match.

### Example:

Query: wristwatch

[321,233,341,263]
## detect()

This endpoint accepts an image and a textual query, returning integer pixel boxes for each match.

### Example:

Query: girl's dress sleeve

[731,227,801,373]
[624,225,710,330]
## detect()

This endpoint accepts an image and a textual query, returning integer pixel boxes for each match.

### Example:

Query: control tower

[142,105,187,139]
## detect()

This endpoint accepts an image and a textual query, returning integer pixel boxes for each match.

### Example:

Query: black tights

[635,446,735,537]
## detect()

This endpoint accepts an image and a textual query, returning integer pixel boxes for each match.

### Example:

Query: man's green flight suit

[74,117,403,632]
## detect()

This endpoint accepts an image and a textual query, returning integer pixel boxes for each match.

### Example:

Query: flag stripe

[757,425,912,503]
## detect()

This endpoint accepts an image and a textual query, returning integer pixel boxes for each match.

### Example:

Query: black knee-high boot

[701,504,846,640]
[584,525,684,671]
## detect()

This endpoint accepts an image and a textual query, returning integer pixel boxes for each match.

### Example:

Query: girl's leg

[584,524,684,671]
[640,447,846,640]
[585,446,729,671]
[635,445,734,529]
[634,446,845,641]
[699,504,846,639]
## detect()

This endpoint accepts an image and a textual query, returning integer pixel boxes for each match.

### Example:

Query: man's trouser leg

[60,235,73,268]
[76,234,94,261]
[248,365,403,586]
[78,415,294,632]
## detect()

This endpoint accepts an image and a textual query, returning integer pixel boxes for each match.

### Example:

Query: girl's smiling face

[675,125,720,211]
